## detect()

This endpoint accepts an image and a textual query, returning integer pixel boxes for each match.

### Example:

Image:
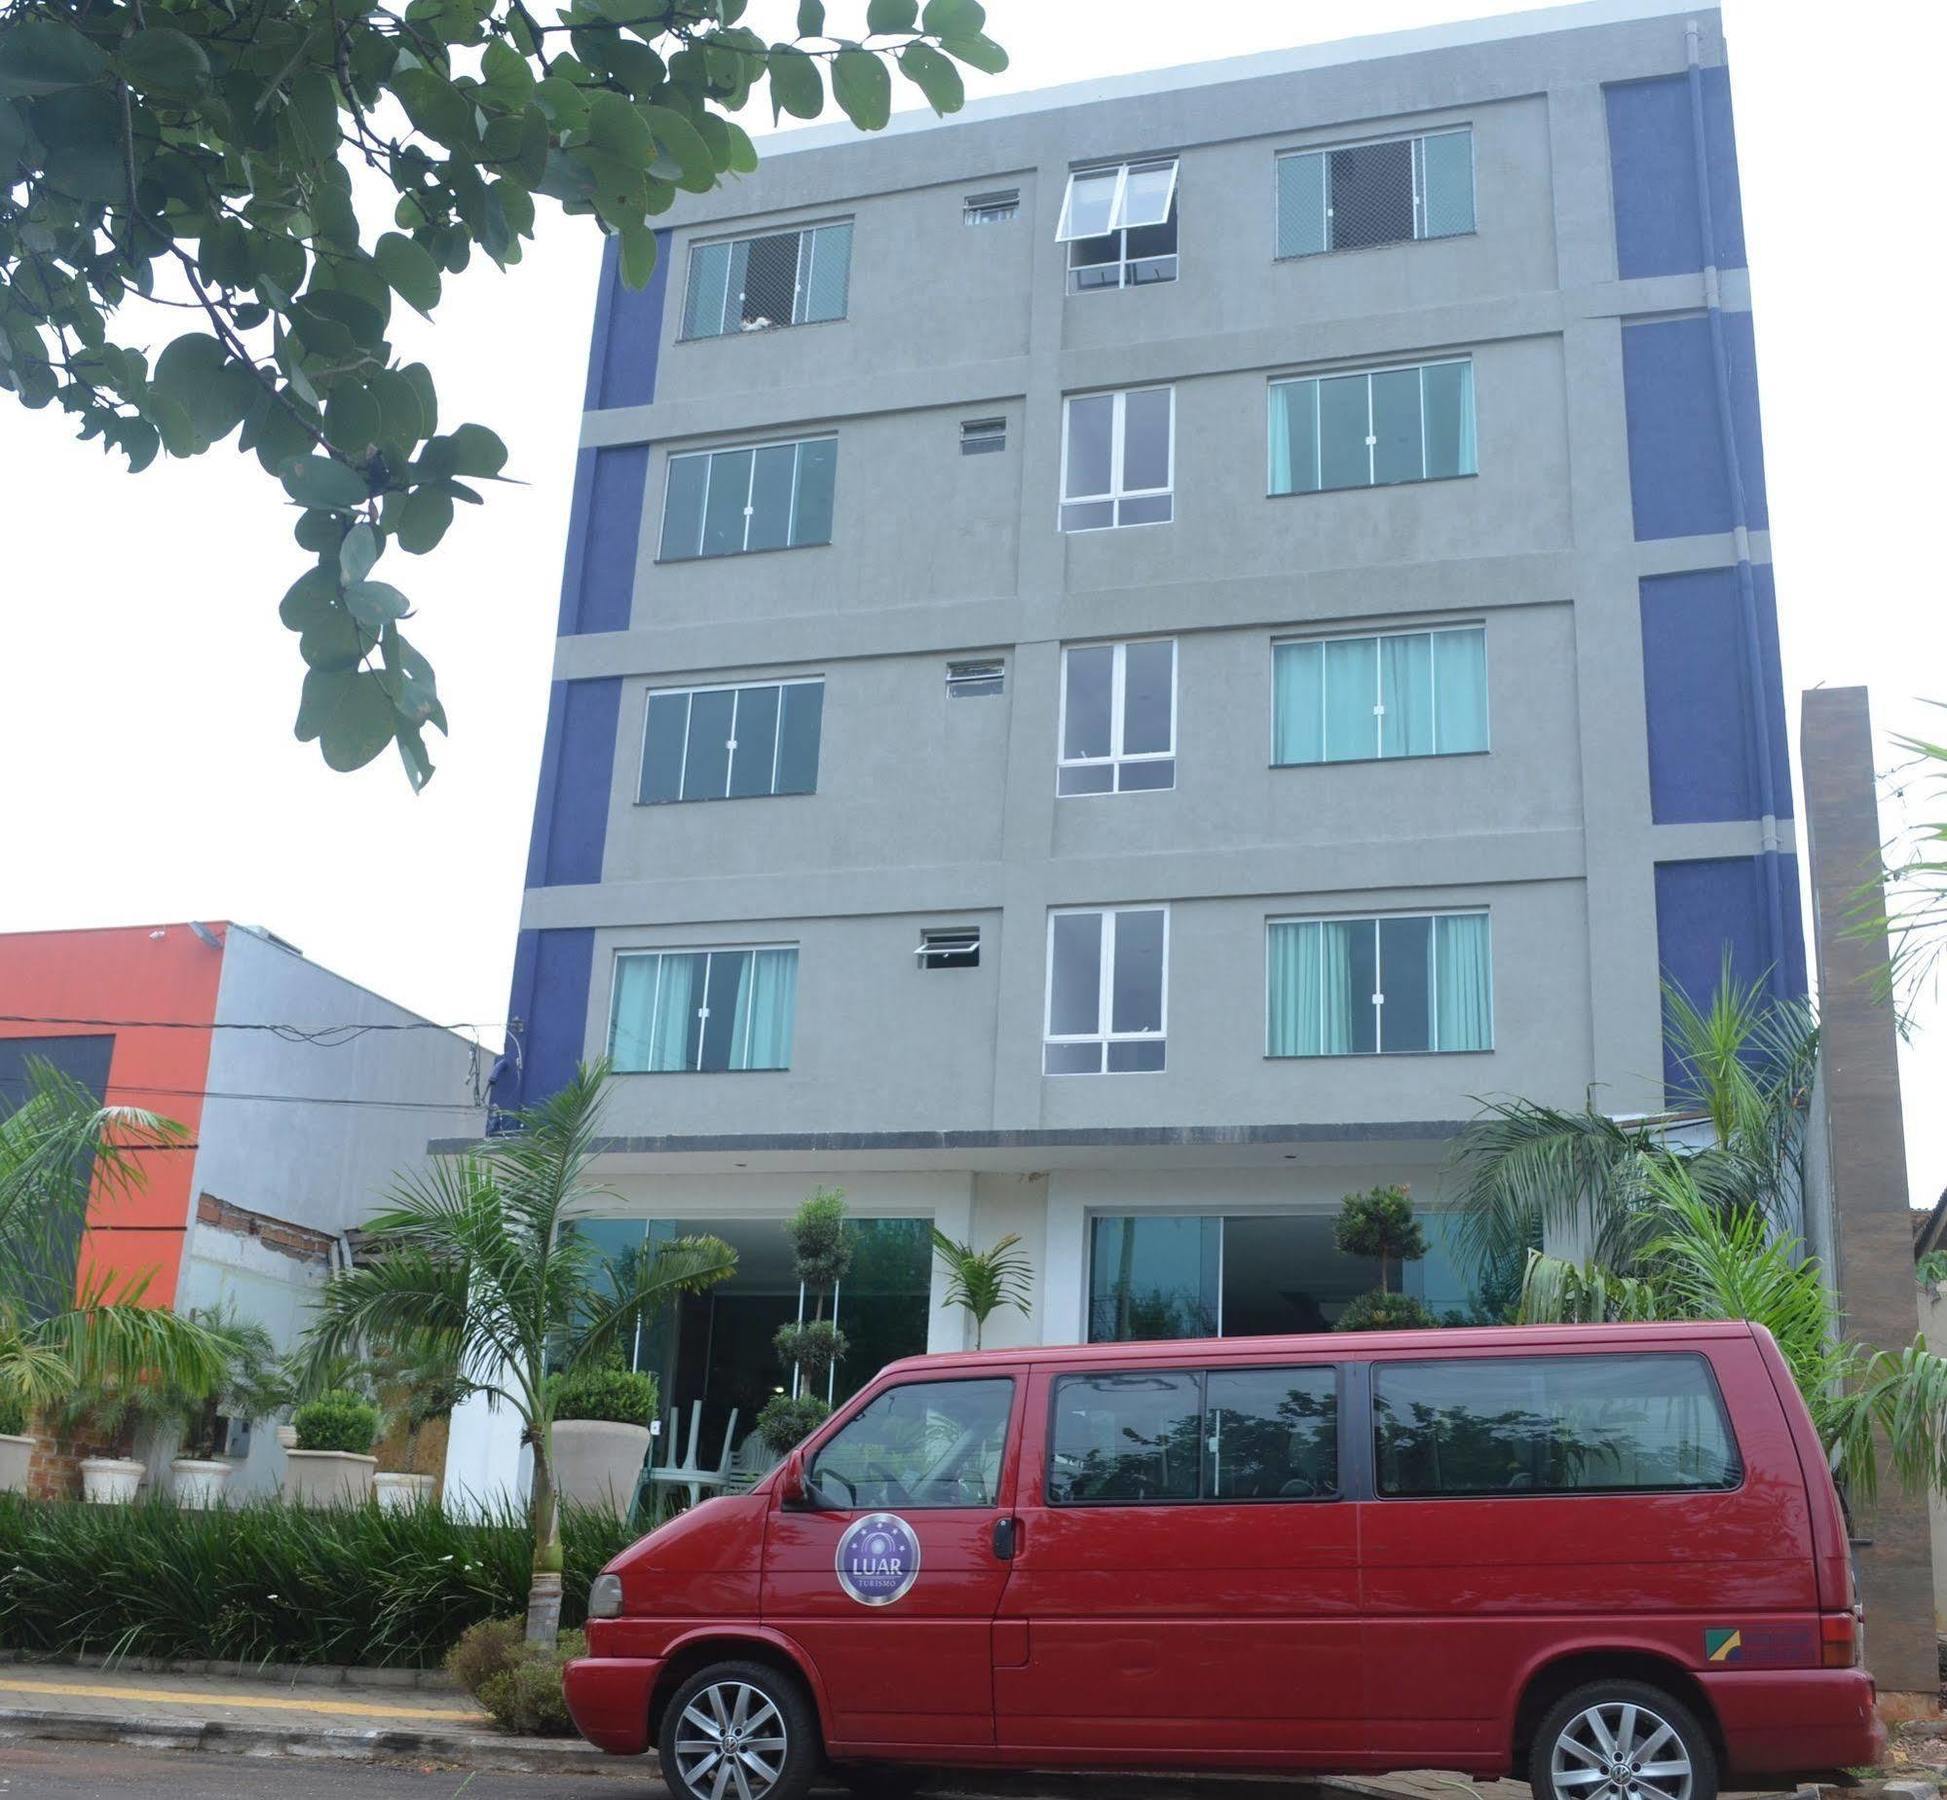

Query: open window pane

[774,683,824,795]
[1122,389,1172,492]
[1057,169,1121,242]
[1318,374,1371,491]
[737,232,799,330]
[1048,913,1103,1038]
[746,443,798,552]
[727,685,780,799]
[1336,921,1378,1055]
[697,951,744,1072]
[1062,646,1114,760]
[1419,130,1475,238]
[640,692,690,803]
[791,438,837,546]
[1110,909,1165,1036]
[1330,138,1415,249]
[1122,641,1174,755]
[1116,160,1178,229]
[681,688,735,800]
[1276,152,1327,258]
[660,455,709,560]
[1378,915,1433,1052]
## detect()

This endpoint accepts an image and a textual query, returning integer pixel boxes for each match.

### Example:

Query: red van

[564,1321,1881,1800]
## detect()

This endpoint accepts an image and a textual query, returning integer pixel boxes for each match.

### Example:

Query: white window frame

[681,220,852,339]
[1270,624,1489,765]
[639,676,824,803]
[963,189,1020,225]
[1263,909,1493,1057]
[1274,127,1476,259]
[661,434,836,560]
[1043,905,1170,1076]
[1059,387,1175,532]
[607,943,800,1074]
[1267,357,1472,495]
[1058,639,1178,796]
[1057,157,1180,291]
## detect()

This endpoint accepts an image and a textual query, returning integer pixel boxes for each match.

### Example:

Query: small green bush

[0,1394,28,1437]
[475,1629,586,1736]
[445,1614,526,1696]
[757,1391,830,1454]
[1335,1290,1437,1332]
[547,1364,657,1427]
[292,1391,380,1454]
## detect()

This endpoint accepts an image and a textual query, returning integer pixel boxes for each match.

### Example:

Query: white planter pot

[281,1450,377,1509]
[551,1420,652,1516]
[373,1472,437,1514]
[0,1432,34,1495]
[80,1456,144,1504]
[171,1458,235,1510]
[274,1424,299,1451]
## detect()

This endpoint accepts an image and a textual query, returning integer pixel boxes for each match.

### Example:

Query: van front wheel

[658,1660,819,1800]
[1528,1680,1717,1800]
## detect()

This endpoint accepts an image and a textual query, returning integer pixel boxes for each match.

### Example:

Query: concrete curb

[0,1648,459,1690]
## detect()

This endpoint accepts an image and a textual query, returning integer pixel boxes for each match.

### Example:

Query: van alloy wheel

[674,1680,790,1800]
[1550,1699,1694,1800]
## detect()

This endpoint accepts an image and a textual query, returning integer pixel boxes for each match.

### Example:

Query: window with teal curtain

[1433,914,1492,1051]
[1266,921,1357,1056]
[1274,626,1486,766]
[1323,638,1377,760]
[1432,628,1488,752]
[1380,634,1433,757]
[1271,642,1324,765]
[1268,360,1473,497]
[1267,379,1319,496]
[649,954,699,1070]
[607,956,662,1071]
[733,948,798,1070]
[610,948,796,1073]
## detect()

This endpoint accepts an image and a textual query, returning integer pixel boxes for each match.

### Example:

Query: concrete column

[1801,684,1933,1694]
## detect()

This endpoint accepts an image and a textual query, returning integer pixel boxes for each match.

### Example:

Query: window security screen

[1277,129,1474,258]
[682,222,853,338]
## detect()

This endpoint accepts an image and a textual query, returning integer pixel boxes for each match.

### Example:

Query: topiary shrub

[1335,1290,1437,1332]
[292,1390,381,1454]
[1333,1184,1427,1292]
[0,1393,28,1437]
[547,1364,658,1427]
[757,1392,830,1454]
[773,1319,847,1390]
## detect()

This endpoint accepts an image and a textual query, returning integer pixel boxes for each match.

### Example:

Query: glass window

[1273,627,1487,765]
[1048,1371,1201,1504]
[809,1377,1013,1510]
[1268,360,1475,496]
[1276,128,1474,259]
[1045,907,1167,1075]
[1266,912,1492,1057]
[1206,1367,1338,1500]
[1059,640,1175,795]
[640,680,824,804]
[660,437,837,561]
[1057,159,1179,292]
[1375,1354,1742,1497]
[682,221,854,339]
[1060,388,1174,532]
[964,190,1019,225]
[1088,1216,1220,1342]
[608,947,798,1073]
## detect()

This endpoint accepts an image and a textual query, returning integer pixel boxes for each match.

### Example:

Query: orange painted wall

[0,924,227,1308]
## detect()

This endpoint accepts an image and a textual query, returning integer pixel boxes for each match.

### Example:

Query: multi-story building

[457,0,1800,1495]
[0,922,483,1497]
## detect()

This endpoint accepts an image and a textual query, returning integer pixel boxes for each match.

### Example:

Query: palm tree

[0,1061,226,1426]
[302,1061,737,1643]
[930,1229,1032,1350]
[1858,706,1947,1021]
[1450,957,1816,1282]
[1519,1168,1947,1508]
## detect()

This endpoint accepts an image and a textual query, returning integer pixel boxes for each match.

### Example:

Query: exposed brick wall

[21,1416,128,1502]
[195,1192,336,1265]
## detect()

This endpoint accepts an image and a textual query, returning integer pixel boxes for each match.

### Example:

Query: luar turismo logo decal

[835,1512,921,1607]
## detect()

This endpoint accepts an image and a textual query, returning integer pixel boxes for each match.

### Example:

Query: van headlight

[588,1573,623,1619]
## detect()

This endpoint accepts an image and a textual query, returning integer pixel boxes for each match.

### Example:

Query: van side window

[1049,1366,1338,1505]
[810,1377,1013,1510]
[1373,1353,1742,1498]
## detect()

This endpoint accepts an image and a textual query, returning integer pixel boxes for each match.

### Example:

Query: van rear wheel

[657,1659,818,1800]
[1528,1679,1717,1800]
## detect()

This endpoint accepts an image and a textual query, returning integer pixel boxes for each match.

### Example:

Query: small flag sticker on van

[1704,1629,1744,1663]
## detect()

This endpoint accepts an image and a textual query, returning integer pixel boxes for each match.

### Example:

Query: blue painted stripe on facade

[592,229,671,411]
[1640,565,1792,825]
[1605,68,1746,280]
[522,677,623,890]
[1622,312,1768,542]
[1654,852,1807,1094]
[489,926,597,1118]
[556,444,649,637]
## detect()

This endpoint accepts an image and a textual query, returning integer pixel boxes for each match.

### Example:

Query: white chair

[647,1402,741,1508]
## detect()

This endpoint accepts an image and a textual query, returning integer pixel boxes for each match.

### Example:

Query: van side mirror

[779,1453,819,1512]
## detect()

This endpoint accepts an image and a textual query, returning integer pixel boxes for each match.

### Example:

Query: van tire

[657,1659,819,1800]
[1527,1679,1718,1800]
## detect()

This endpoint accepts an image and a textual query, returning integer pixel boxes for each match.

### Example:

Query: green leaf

[401,363,438,437]
[151,333,226,411]
[339,521,381,584]
[921,0,983,33]
[374,231,442,316]
[325,381,383,456]
[797,0,826,35]
[585,90,652,164]
[766,44,823,121]
[722,120,758,175]
[830,48,890,131]
[280,454,370,510]
[865,0,918,33]
[298,670,397,771]
[897,40,963,114]
[618,217,658,291]
[368,369,428,452]
[342,579,410,629]
[393,68,476,149]
[287,69,342,159]
[279,565,340,631]
[299,607,365,672]
[116,27,210,96]
[394,486,454,554]
[294,509,345,555]
[0,19,109,98]
[116,418,160,473]
[443,422,506,478]
[940,31,1007,75]
[641,104,715,191]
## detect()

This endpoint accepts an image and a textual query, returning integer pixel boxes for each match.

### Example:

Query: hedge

[0,1493,636,1668]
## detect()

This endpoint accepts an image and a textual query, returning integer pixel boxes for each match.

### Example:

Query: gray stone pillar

[1801,684,1934,1694]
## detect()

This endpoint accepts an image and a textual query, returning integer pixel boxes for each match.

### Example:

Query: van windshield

[810,1377,1013,1510]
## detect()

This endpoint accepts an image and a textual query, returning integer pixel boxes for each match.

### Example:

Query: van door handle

[992,1516,1019,1561]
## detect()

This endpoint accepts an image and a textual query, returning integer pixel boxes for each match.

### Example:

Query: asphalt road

[0,1743,656,1799]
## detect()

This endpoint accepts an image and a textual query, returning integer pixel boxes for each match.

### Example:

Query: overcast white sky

[2,0,1941,1205]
